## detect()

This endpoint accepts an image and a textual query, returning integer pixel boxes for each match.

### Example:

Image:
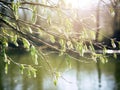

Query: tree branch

[20,1,58,8]
[0,0,58,8]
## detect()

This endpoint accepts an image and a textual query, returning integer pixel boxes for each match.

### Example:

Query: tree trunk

[112,4,120,40]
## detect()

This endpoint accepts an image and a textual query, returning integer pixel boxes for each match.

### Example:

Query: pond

[0,50,120,90]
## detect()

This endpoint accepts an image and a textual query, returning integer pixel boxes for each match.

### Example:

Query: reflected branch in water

[0,57,4,90]
[96,60,102,88]
[115,58,120,90]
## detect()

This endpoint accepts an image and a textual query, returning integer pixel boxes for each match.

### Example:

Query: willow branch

[20,1,58,8]
[0,0,58,8]
[0,18,61,51]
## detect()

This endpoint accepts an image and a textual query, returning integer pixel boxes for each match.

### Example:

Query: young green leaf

[47,15,51,25]
[33,70,37,78]
[111,39,116,48]
[5,63,8,74]
[103,46,107,55]
[34,54,38,65]
[20,64,25,75]
[59,39,64,46]
[12,35,18,47]
[67,41,73,49]
[3,41,8,48]
[22,38,30,49]
[28,69,31,78]
[53,79,57,86]
[30,45,36,56]
[4,53,8,62]
[56,72,61,80]
[113,53,117,59]
[27,65,37,78]
[28,27,33,33]
[99,56,108,64]
[50,35,55,43]
[65,54,71,68]
[32,6,37,23]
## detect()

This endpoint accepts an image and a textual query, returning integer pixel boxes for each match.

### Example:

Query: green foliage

[67,41,73,49]
[111,39,116,48]
[53,72,61,86]
[103,46,107,55]
[75,42,83,56]
[2,40,8,48]
[89,41,95,52]
[30,45,38,65]
[12,1,20,20]
[47,15,51,25]
[99,55,108,64]
[11,35,18,47]
[32,6,37,24]
[27,65,37,78]
[27,27,33,34]
[91,52,108,63]
[5,63,8,74]
[65,54,71,68]
[49,35,55,43]
[59,39,66,55]
[53,79,57,86]
[0,0,119,82]
[113,53,117,59]
[22,38,30,49]
[19,64,25,75]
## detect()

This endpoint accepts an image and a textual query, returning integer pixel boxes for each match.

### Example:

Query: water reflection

[115,59,120,90]
[0,51,120,90]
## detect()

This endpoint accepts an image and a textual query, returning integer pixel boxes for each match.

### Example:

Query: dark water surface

[0,50,120,90]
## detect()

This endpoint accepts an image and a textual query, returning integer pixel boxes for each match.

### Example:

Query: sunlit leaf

[113,53,117,59]
[4,53,7,62]
[91,53,97,62]
[50,35,55,43]
[65,54,71,68]
[28,69,31,78]
[30,45,39,65]
[32,6,37,23]
[29,66,37,78]
[79,46,84,56]
[111,39,116,48]
[53,79,57,86]
[67,41,73,49]
[20,64,25,75]
[3,41,8,47]
[28,27,33,33]
[5,63,8,74]
[12,35,18,47]
[30,45,36,56]
[22,38,30,49]
[59,39,64,46]
[33,70,37,78]
[12,2,20,20]
[34,54,38,65]
[103,46,107,55]
[99,56,108,64]
[59,39,66,55]
[47,15,51,25]
[56,72,61,80]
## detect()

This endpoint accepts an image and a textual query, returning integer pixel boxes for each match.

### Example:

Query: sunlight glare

[65,0,96,9]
